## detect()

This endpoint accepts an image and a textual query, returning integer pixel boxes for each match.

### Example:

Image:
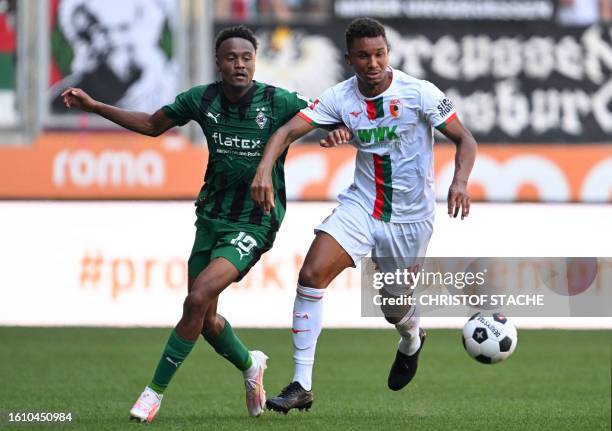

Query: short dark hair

[345,18,387,51]
[215,25,258,53]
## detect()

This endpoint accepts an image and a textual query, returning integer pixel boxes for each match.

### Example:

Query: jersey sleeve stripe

[297,111,318,126]
[435,112,458,130]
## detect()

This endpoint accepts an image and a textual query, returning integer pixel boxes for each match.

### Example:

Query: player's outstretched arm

[251,114,315,213]
[439,118,477,220]
[320,124,352,148]
[61,87,176,137]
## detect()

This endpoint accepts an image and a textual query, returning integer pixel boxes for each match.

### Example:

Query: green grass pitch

[0,328,609,430]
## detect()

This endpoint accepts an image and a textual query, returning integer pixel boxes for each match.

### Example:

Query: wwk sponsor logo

[356,126,399,143]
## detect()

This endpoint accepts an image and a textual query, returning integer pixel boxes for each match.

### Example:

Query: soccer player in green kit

[62,26,309,422]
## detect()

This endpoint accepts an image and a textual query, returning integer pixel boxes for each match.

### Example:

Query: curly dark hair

[215,25,258,53]
[345,18,388,51]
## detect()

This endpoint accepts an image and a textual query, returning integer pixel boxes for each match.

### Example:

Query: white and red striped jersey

[298,67,457,223]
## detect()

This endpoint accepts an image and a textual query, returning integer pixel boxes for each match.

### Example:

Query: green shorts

[188,215,276,281]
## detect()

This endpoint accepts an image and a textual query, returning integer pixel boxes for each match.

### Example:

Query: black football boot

[266,381,313,414]
[387,328,427,391]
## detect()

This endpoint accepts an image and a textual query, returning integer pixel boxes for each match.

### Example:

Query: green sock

[204,319,252,371]
[149,329,195,394]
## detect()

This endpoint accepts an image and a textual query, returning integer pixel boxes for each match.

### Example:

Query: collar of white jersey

[353,66,395,100]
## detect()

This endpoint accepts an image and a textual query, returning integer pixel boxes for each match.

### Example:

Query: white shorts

[315,200,434,271]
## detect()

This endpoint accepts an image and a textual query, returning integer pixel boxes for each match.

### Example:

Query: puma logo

[237,249,250,260]
[349,111,362,118]
[165,356,181,368]
[207,112,220,123]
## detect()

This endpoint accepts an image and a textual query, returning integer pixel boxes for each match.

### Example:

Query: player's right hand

[61,87,97,112]
[320,125,352,147]
[250,167,275,214]
[447,180,471,220]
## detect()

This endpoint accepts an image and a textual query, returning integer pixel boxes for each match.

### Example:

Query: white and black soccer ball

[462,312,518,364]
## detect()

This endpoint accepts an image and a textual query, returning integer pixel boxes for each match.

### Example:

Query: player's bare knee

[298,265,327,289]
[183,292,209,318]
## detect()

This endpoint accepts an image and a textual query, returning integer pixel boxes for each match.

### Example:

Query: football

[462,312,518,364]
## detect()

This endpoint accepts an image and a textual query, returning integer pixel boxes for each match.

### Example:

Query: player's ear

[345,52,352,66]
[215,57,221,74]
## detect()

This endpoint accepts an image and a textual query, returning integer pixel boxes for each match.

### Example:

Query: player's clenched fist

[320,125,352,148]
[61,87,97,112]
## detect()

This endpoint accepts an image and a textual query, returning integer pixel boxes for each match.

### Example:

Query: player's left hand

[250,167,275,214]
[320,126,352,147]
[447,180,471,220]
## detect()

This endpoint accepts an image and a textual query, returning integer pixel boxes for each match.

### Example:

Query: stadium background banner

[0,0,17,126]
[331,0,558,21]
[48,0,179,119]
[1,201,610,328]
[0,133,610,202]
[222,19,612,143]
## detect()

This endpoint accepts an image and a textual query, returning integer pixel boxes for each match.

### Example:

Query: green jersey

[162,81,308,230]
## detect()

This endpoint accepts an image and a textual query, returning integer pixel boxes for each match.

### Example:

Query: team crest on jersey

[389,99,403,118]
[255,107,268,129]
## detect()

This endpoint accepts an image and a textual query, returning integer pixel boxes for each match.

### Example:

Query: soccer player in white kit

[251,18,477,412]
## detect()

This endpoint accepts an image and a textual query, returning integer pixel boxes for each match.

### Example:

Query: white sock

[291,283,324,391]
[395,312,421,356]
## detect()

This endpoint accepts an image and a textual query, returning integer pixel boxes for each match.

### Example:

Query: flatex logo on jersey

[211,132,262,151]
